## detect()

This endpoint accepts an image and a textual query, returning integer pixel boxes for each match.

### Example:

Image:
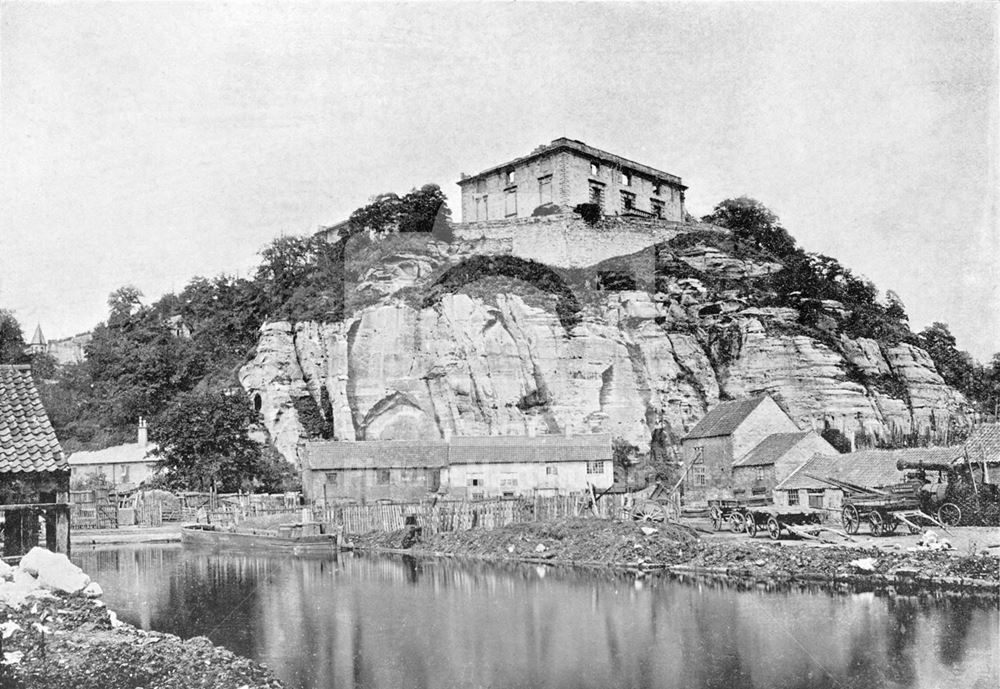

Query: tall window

[651,199,664,218]
[755,466,765,481]
[590,161,600,176]
[690,462,707,487]
[505,188,517,217]
[538,176,552,205]
[787,490,799,505]
[477,195,488,220]
[505,169,515,185]
[621,170,632,186]
[621,191,636,212]
[589,184,604,210]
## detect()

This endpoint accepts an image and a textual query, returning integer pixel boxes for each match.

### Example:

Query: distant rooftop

[458,138,685,188]
[683,397,769,441]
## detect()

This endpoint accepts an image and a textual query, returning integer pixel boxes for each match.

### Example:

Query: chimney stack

[138,417,148,448]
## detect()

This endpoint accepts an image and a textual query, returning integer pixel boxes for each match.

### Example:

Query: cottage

[458,138,686,222]
[447,434,612,499]
[730,431,839,499]
[301,440,449,504]
[774,447,957,511]
[68,419,160,491]
[0,364,71,556]
[300,434,612,504]
[680,396,802,504]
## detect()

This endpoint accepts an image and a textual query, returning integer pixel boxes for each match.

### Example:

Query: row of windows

[787,490,825,508]
[324,468,440,486]
[498,162,672,196]
[589,185,667,217]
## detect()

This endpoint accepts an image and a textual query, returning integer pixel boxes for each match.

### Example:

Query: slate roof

[448,434,611,465]
[302,434,612,469]
[302,439,449,470]
[776,447,956,491]
[683,397,768,440]
[0,365,66,473]
[956,424,1000,464]
[69,442,158,467]
[733,432,811,467]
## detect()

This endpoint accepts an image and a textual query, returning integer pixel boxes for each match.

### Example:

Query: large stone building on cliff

[458,138,686,222]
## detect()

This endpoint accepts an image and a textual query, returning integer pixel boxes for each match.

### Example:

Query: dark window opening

[376,469,391,485]
[253,394,263,412]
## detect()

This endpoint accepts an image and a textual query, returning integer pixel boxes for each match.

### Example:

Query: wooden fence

[308,493,634,536]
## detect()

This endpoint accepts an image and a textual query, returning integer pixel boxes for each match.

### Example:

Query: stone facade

[458,138,685,222]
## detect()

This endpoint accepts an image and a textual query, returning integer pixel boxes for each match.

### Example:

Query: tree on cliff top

[702,196,797,258]
[349,184,451,238]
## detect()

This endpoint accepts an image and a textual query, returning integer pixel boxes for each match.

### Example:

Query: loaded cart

[708,496,771,532]
[808,474,952,536]
[742,505,826,540]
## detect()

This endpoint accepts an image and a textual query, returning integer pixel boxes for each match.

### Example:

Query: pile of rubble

[0,548,284,689]
[355,517,701,566]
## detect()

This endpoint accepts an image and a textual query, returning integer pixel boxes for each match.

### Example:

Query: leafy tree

[0,309,28,364]
[149,390,290,493]
[348,184,451,237]
[918,323,976,391]
[702,197,797,258]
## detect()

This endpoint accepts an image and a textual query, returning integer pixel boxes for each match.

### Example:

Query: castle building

[458,138,686,222]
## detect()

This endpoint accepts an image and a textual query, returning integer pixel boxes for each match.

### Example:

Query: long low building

[300,434,613,503]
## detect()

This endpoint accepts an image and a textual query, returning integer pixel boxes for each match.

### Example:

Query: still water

[76,545,997,689]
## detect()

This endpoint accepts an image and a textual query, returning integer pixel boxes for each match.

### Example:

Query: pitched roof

[733,432,811,467]
[449,434,612,465]
[68,442,158,466]
[302,439,449,470]
[458,138,685,188]
[776,447,956,491]
[0,365,66,473]
[301,434,613,469]
[683,397,769,440]
[956,424,1000,465]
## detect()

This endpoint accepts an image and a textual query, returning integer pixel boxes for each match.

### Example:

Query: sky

[1,2,997,359]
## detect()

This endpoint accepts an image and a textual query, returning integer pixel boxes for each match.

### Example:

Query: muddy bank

[350,518,1000,591]
[0,552,283,689]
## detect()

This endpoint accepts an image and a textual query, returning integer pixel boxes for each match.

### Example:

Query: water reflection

[76,546,999,689]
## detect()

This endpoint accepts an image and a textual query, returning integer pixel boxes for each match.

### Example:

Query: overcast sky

[2,2,997,359]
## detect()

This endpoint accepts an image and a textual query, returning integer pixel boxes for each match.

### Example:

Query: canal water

[76,545,998,689]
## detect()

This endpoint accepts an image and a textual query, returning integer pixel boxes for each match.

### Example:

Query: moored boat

[181,522,344,555]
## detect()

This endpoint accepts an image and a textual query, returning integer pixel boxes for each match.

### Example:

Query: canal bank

[349,518,1000,593]
[0,549,284,689]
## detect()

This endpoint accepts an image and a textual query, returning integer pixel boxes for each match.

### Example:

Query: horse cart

[707,497,770,532]
[742,505,826,540]
[811,475,953,536]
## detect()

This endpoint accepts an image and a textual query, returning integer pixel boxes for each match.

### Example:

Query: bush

[573,203,601,225]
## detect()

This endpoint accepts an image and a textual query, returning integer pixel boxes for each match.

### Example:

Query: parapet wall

[453,213,723,268]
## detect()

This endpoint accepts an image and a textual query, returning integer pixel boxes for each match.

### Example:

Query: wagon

[821,477,953,536]
[742,505,824,540]
[707,497,771,532]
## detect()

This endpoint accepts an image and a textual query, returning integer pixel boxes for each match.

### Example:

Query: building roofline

[457,138,686,189]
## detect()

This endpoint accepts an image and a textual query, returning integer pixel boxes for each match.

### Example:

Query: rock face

[240,227,970,464]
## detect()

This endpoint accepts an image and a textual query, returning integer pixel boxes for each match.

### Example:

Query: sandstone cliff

[240,220,969,464]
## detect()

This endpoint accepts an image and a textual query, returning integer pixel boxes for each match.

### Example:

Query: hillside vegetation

[2,193,997,491]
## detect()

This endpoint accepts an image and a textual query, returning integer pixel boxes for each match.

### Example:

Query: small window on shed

[546,465,558,476]
[787,490,799,505]
[807,489,824,509]
[376,469,391,485]
[325,471,340,486]
[586,461,605,475]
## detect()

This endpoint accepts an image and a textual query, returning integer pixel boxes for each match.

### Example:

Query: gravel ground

[350,517,1000,585]
[0,593,284,689]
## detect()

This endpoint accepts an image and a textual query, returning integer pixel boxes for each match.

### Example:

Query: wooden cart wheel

[766,516,781,540]
[869,510,884,537]
[730,512,746,533]
[937,503,961,527]
[841,505,860,535]
[632,501,666,523]
[710,506,722,531]
[745,514,758,538]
